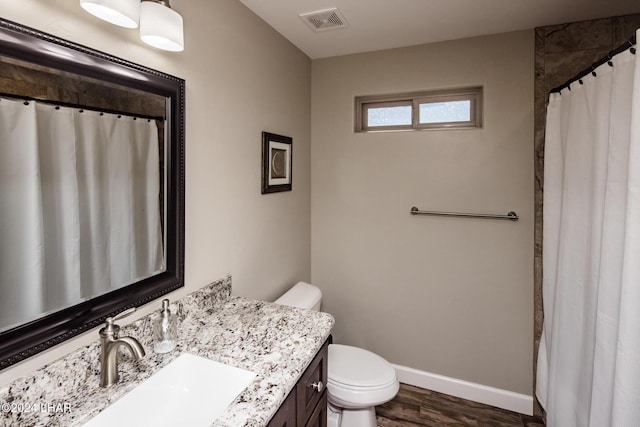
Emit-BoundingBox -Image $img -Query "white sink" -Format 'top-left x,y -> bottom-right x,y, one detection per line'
84,353 -> 256,427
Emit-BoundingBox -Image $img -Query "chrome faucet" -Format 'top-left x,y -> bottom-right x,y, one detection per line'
99,308 -> 146,387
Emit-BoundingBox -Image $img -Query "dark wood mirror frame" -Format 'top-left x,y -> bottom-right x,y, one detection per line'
0,18 -> 185,370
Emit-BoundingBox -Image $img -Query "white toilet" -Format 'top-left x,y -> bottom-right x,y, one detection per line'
275,282 -> 399,427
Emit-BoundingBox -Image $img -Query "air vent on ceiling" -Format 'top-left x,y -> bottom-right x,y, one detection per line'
300,8 -> 349,32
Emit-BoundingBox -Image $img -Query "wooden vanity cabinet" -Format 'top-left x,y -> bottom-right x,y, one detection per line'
268,391 -> 297,426
268,338 -> 329,427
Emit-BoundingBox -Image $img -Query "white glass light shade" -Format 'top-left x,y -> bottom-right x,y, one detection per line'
140,1 -> 184,52
79,0 -> 140,28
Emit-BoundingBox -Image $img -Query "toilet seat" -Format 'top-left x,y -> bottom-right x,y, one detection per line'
327,344 -> 399,408
329,344 -> 397,387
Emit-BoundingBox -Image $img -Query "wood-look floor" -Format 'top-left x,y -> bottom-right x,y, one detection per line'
375,384 -> 545,427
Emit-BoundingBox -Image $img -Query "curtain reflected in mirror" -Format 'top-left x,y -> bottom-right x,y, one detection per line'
0,17 -> 185,370
0,98 -> 166,333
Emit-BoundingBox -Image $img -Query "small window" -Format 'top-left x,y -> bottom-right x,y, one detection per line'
366,102 -> 412,128
419,100 -> 470,124
355,87 -> 482,132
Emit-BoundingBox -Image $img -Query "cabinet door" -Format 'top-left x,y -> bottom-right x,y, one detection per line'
268,389 -> 296,427
266,338 -> 330,427
304,392 -> 327,427
296,340 -> 329,426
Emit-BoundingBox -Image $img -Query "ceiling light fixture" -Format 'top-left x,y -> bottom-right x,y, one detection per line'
139,0 -> 184,52
79,0 -> 140,29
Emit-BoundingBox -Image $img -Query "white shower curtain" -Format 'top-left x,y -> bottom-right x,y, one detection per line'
537,31 -> 640,427
0,99 -> 164,330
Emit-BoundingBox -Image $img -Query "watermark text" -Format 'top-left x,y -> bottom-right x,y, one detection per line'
1,401 -> 71,414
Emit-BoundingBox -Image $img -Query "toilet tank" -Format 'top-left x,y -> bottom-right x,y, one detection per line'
274,282 -> 322,311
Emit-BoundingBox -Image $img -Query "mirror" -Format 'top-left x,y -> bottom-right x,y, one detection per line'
0,18 -> 185,370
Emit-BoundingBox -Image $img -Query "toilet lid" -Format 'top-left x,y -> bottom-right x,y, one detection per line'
328,344 -> 396,388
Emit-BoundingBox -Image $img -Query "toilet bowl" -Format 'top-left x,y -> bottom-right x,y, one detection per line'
275,282 -> 399,427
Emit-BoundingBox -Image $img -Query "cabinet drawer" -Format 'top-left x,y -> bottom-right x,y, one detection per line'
296,339 -> 329,426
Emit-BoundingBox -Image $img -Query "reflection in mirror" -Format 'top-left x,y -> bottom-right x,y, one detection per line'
1,57 -> 168,333
0,18 -> 185,369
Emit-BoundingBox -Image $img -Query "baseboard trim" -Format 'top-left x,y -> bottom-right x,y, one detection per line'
392,364 -> 533,416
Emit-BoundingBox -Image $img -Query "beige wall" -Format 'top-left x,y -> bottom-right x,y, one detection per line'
0,2 -> 535,397
0,0 -> 311,385
311,31 -> 534,394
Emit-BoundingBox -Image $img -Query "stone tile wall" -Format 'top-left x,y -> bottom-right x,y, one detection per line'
0,57 -> 165,117
533,13 -> 640,417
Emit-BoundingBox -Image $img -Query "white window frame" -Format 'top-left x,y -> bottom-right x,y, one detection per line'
355,87 -> 483,132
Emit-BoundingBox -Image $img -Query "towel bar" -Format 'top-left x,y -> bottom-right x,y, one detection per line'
410,206 -> 518,221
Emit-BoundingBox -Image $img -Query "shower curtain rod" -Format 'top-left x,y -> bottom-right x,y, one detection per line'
0,91 -> 165,122
550,34 -> 636,94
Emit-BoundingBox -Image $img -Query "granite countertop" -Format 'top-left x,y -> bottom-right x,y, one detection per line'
0,276 -> 334,427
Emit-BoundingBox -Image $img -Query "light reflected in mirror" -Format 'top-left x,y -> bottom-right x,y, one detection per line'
0,17 -> 185,369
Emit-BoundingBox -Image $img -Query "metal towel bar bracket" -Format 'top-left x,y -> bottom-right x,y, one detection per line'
410,207 -> 519,221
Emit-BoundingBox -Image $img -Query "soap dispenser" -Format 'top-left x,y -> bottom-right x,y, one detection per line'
153,299 -> 177,354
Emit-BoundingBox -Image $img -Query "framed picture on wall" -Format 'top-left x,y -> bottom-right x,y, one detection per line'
261,131 -> 292,194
